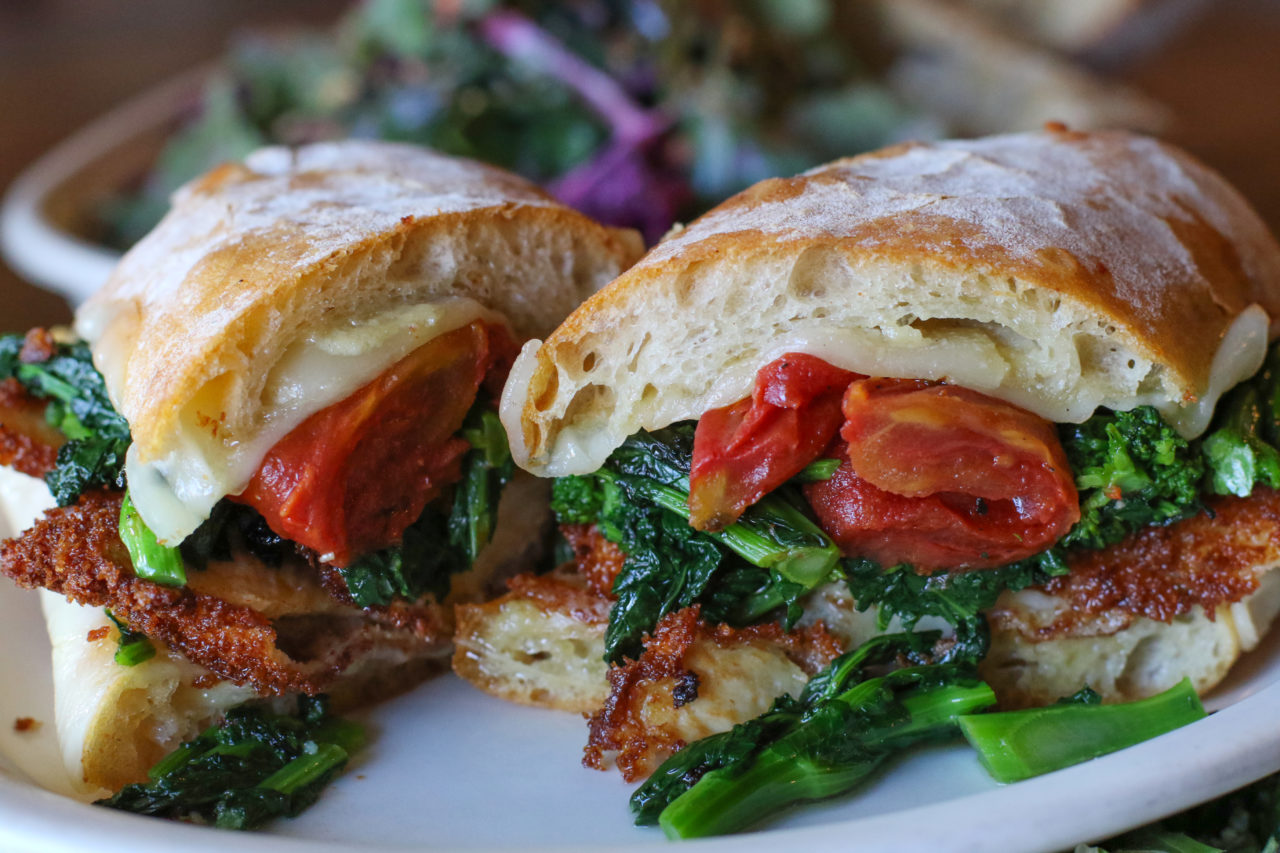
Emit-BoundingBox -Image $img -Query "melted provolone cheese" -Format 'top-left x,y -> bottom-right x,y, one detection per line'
130,297 -> 506,545
1153,304 -> 1270,438
510,306 -> 1272,478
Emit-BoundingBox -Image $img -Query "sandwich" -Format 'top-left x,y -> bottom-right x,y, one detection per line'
0,139 -> 642,795
455,125 -> 1280,782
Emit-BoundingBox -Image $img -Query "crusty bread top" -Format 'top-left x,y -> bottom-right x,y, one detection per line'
505,128 -> 1280,477
75,139 -> 642,481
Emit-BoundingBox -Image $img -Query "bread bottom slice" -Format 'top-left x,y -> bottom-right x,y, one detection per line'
41,592 -> 259,798
981,569 -> 1280,709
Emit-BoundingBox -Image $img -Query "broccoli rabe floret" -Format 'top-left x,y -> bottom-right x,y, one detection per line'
1059,406 -> 1205,551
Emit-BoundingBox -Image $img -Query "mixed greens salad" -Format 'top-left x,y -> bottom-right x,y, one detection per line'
102,0 -> 927,247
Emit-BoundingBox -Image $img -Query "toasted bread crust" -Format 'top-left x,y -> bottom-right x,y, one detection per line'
79,141 -> 643,472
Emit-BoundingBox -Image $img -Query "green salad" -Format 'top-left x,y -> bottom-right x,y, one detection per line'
102,0 -> 925,248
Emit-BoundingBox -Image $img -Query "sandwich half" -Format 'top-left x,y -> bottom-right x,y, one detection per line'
0,139 -> 642,794
456,126 -> 1280,778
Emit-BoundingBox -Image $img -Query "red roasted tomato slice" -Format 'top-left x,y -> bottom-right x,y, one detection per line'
236,321 -> 516,566
689,353 -> 859,531
805,378 -> 1079,571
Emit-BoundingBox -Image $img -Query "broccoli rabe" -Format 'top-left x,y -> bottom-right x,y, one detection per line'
1202,382 -> 1280,498
180,500 -> 294,570
960,678 -> 1205,783
448,403 -> 515,564
1059,406 -> 1205,551
0,333 -> 131,505
118,491 -> 188,587
552,424 -> 839,663
97,696 -> 363,830
105,609 -> 156,667
631,632 -> 995,838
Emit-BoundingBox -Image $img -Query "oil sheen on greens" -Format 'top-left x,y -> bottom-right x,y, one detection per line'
0,334 -> 130,506
97,697 -> 363,830
552,423 -> 839,664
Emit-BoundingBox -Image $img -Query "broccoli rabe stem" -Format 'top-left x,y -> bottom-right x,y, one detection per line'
601,469 -> 840,588
257,743 -> 349,795
639,633 -> 995,839
105,609 -> 156,666
959,678 -> 1205,783
448,408 -> 515,563
119,491 -> 187,587
658,749 -> 885,840
657,676 -> 995,839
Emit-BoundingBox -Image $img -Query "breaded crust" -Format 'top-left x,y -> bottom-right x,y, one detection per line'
506,128 -> 1280,476
0,490 -> 452,695
0,378 -> 60,478
981,489 -> 1280,707
990,488 -> 1280,640
584,606 -> 842,782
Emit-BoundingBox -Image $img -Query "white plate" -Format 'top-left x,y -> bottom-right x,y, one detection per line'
3,500 -> 1280,853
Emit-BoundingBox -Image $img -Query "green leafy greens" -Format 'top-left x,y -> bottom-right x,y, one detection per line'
180,500 -> 295,570
118,491 -> 188,587
97,696 -> 363,830
105,609 -> 156,667
960,678 -> 1206,783
630,632 -> 995,838
447,405 -> 515,565
1058,406 -> 1205,552
550,423 -> 839,663
0,334 -> 130,505
1202,344 -> 1280,497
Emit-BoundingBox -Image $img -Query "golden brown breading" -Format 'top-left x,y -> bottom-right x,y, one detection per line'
0,489 -> 452,698
560,523 -> 626,597
0,378 -> 61,478
584,606 -> 842,782
988,488 -> 1280,640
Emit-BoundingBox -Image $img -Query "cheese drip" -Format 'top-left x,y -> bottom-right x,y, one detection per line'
127,297 -> 504,545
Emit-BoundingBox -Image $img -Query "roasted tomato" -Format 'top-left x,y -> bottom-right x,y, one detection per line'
237,322 -> 516,566
805,378 -> 1079,571
689,354 -> 859,531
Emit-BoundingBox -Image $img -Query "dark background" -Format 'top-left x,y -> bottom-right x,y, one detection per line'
2,0 -> 1279,331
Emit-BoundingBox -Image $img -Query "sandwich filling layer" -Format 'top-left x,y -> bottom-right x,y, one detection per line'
126,297 -> 507,545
